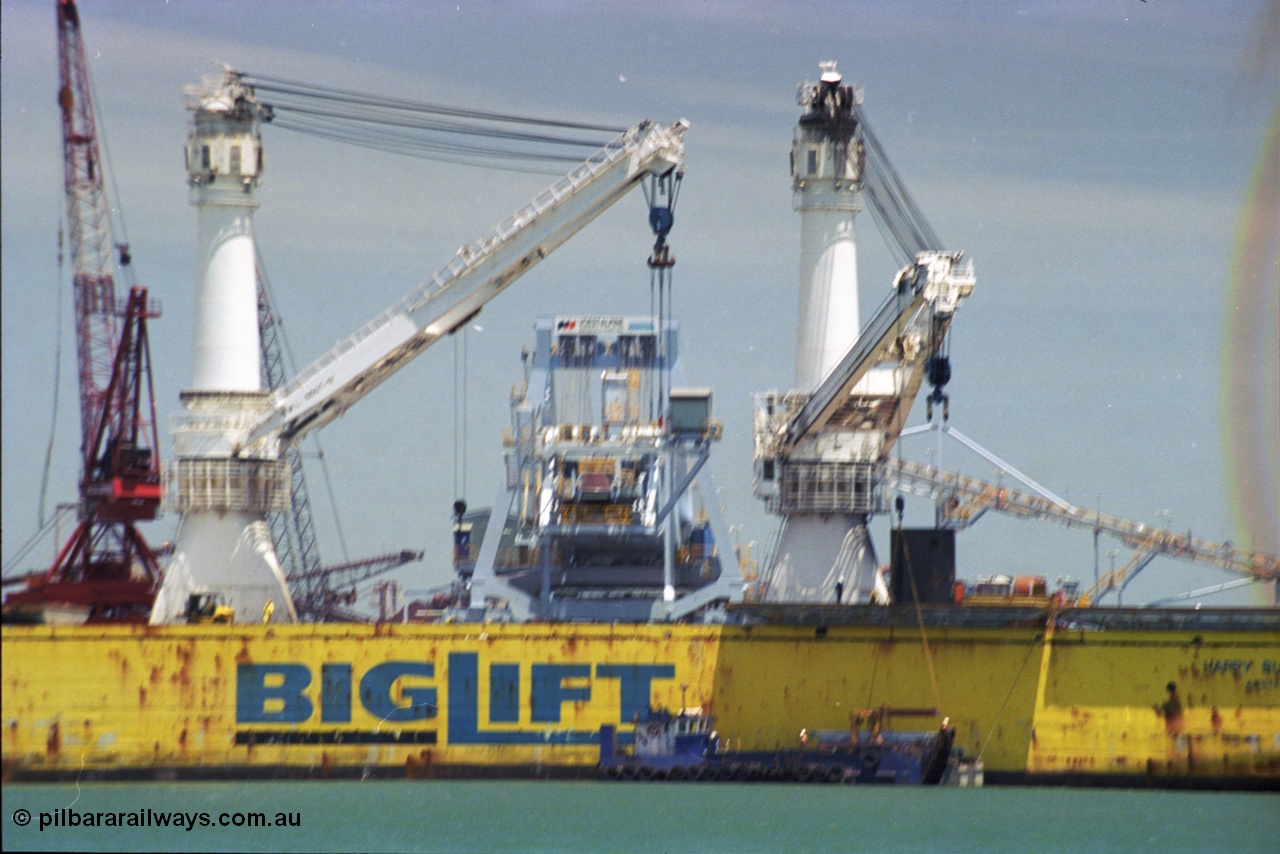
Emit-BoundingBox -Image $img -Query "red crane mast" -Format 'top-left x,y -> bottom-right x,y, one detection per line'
57,0 -> 120,452
4,1 -> 163,623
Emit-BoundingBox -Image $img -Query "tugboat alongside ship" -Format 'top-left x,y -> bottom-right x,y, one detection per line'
598,705 -> 966,786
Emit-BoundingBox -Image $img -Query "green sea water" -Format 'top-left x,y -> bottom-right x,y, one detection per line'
3,781 -> 1278,853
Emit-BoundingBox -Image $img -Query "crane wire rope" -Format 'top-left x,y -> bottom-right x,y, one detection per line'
453,325 -> 468,504
239,72 -> 627,174
265,103 -> 610,150
975,633 -> 1042,765
39,224 -> 66,530
853,104 -> 942,265
241,73 -> 626,132
650,266 -> 657,422
86,63 -> 135,288
267,116 -> 586,175
2,505 -> 77,579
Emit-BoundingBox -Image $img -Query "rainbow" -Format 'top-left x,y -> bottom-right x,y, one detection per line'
1222,101 -> 1280,605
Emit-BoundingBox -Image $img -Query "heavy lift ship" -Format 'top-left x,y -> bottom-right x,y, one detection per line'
3,41 -> 1278,788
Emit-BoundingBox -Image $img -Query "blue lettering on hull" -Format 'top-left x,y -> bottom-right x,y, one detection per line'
235,656 -> 675,746
449,653 -> 595,744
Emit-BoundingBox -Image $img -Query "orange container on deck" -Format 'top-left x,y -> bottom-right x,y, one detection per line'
1013,576 -> 1047,598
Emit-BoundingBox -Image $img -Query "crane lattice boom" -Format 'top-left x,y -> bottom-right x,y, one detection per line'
6,0 -> 167,623
58,0 -> 121,460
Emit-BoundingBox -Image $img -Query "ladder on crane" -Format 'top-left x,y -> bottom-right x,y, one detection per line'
259,262 -> 427,621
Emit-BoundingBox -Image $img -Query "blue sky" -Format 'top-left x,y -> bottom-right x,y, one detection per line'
3,0 -> 1276,607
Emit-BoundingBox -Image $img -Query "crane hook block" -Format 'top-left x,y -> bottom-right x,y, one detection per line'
925,355 -> 951,390
649,206 -> 674,238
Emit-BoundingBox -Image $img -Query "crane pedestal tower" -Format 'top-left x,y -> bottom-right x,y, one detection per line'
151,72 -> 295,624
759,63 -> 879,604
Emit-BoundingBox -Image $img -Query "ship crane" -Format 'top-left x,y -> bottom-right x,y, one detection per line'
235,82 -> 638,621
754,62 -> 975,604
288,550 -> 425,622
4,0 -> 164,623
239,116 -> 688,452
152,66 -> 689,622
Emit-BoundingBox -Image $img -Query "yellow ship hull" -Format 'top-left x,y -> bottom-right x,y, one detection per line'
3,609 -> 1277,788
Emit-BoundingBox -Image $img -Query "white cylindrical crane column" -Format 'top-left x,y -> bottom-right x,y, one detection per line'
792,62 -> 864,390
152,72 -> 295,625
184,76 -> 265,390
760,63 -> 878,605
192,198 -> 260,390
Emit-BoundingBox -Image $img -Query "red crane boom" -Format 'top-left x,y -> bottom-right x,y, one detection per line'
4,1 -> 163,623
57,0 -> 119,453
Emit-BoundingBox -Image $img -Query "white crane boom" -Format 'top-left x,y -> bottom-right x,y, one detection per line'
782,250 -> 974,451
239,120 -> 688,453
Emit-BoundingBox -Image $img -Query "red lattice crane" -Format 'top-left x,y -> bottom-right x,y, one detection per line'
3,1 -> 163,622
58,0 -> 119,450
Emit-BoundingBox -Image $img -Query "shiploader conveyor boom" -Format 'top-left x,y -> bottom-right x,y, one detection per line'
886,456 -> 1280,599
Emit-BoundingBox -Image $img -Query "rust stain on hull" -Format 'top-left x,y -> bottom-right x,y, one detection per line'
2,613 -> 1277,788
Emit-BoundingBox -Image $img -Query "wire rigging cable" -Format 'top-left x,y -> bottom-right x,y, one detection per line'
39,224 -> 66,530
239,72 -> 628,174
852,104 -> 942,266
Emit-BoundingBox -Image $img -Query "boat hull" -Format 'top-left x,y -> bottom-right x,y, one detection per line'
3,607 -> 1277,788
